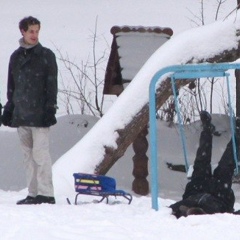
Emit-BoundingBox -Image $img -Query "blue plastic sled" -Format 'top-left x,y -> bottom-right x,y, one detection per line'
73,173 -> 133,204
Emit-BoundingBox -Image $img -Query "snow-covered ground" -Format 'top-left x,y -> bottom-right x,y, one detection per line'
0,1 -> 240,239
0,113 -> 240,240
1,189 -> 240,240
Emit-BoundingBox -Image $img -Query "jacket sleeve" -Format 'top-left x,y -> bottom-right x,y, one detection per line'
5,59 -> 15,112
45,50 -> 58,111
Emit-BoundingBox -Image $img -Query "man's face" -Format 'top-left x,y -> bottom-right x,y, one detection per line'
21,24 -> 40,45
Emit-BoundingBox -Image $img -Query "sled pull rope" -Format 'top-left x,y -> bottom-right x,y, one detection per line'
171,75 -> 189,172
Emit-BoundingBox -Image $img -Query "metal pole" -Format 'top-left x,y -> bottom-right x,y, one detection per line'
226,73 -> 239,174
171,75 -> 189,172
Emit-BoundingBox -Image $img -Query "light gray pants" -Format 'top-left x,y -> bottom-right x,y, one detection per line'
17,127 -> 54,197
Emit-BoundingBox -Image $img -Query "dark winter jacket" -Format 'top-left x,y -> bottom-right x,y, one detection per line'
4,43 -> 58,127
170,177 -> 235,218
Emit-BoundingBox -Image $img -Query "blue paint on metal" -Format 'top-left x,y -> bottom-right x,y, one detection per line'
171,75 -> 189,172
173,70 -> 226,79
226,74 -> 239,175
149,62 -> 240,211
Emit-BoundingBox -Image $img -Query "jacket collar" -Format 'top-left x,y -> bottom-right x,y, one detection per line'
17,43 -> 42,55
19,37 -> 38,49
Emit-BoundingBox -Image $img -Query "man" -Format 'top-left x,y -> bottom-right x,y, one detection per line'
2,16 -> 58,204
170,111 -> 238,218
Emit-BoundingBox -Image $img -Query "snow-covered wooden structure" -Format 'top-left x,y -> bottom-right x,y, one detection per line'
104,25 -> 173,96
103,26 -> 173,195
53,16 -> 240,198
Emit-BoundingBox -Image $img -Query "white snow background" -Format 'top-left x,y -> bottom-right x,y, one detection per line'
0,1 -> 240,239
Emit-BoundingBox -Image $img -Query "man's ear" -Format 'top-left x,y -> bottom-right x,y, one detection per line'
20,29 -> 25,36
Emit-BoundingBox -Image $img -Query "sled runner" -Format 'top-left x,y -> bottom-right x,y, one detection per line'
73,173 -> 132,205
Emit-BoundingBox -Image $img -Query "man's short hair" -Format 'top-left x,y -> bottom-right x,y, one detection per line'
19,16 -> 41,31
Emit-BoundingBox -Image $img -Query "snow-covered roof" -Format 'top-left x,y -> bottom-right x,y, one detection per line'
103,26 -> 173,95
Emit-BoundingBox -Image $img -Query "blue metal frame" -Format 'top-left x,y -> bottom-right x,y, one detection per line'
149,63 -> 240,211
171,75 -> 190,172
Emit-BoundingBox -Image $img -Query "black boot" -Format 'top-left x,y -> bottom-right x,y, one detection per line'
17,196 -> 36,205
200,111 -> 215,133
33,195 -> 55,204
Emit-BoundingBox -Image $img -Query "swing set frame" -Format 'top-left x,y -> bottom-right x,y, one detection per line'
149,62 -> 240,211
